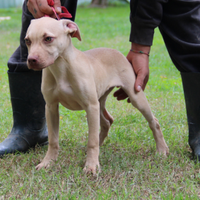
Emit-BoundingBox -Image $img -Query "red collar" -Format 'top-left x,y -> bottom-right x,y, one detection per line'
45,0 -> 72,20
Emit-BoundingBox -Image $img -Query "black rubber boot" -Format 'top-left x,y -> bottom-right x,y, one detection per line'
181,72 -> 200,160
0,70 -> 48,156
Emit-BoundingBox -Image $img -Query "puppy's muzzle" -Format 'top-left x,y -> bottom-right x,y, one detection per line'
27,56 -> 42,70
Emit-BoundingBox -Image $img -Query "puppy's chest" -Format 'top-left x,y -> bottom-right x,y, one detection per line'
55,82 -> 83,111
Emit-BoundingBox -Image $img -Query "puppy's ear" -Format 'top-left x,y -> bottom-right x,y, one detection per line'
62,19 -> 81,41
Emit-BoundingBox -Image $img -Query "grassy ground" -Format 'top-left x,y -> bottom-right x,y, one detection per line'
0,5 -> 200,199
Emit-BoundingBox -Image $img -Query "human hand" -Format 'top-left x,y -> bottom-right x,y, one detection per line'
114,43 -> 150,102
128,43 -> 150,92
27,0 -> 61,18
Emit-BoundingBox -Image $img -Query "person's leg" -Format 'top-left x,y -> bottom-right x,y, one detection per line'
61,0 -> 77,21
0,0 -> 78,156
159,1 -> 200,160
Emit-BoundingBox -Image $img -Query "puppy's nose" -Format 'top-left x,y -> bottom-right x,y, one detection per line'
28,56 -> 38,65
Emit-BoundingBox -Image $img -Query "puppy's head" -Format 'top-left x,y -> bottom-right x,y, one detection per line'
25,17 -> 81,71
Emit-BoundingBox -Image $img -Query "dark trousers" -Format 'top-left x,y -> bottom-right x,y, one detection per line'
159,1 -> 200,156
8,0 -> 78,72
159,0 -> 200,72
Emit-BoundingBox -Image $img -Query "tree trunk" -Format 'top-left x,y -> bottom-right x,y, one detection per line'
91,0 -> 107,7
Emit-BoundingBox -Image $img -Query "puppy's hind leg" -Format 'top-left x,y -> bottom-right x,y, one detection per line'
99,88 -> 114,146
123,87 -> 169,155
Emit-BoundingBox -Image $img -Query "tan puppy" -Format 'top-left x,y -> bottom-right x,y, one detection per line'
25,17 -> 169,174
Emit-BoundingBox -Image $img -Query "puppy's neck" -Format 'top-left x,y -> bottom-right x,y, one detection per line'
48,43 -> 82,80
60,41 -> 82,69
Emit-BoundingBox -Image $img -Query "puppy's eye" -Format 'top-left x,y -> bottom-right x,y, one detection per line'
44,37 -> 54,43
25,38 -> 31,46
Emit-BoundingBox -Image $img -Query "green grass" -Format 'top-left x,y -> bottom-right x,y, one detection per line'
0,5 -> 200,199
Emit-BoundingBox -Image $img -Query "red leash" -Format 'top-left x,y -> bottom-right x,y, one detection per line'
45,0 -> 72,20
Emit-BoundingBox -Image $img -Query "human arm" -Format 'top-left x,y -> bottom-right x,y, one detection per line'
114,0 -> 167,100
114,43 -> 150,101
115,34 -> 151,99
27,0 -> 61,18
130,0 -> 168,90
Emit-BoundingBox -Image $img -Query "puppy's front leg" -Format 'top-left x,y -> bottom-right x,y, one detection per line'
84,103 -> 100,174
36,103 -> 59,170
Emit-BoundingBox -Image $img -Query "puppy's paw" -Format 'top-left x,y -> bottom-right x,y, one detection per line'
156,144 -> 169,156
83,162 -> 101,175
35,159 -> 54,170
36,148 -> 59,170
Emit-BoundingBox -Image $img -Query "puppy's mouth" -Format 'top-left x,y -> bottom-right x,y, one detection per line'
27,60 -> 54,71
29,67 -> 44,71
27,63 -> 46,71
27,55 -> 53,70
